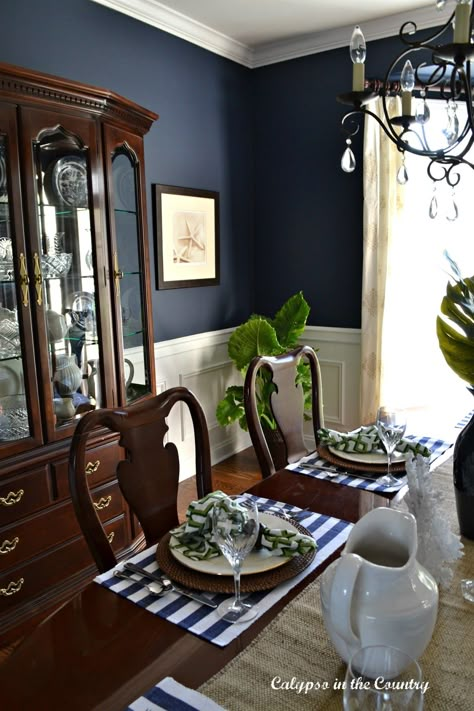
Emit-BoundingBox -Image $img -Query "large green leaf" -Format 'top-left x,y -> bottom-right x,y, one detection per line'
271,291 -> 310,349
437,255 -> 474,387
228,318 -> 282,371
217,291 -> 313,430
437,311 -> 474,385
215,386 -> 245,427
440,281 -> 474,338
296,361 -> 313,416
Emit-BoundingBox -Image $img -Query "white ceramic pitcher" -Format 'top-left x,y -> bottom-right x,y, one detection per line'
320,507 -> 438,664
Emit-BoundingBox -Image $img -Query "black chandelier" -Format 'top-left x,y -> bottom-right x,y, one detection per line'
338,0 -> 474,195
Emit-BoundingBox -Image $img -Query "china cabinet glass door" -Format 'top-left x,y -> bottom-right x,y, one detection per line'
0,134 -> 32,444
108,140 -> 153,405
30,121 -> 106,435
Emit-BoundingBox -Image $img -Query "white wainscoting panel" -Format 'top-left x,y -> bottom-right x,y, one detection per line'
303,326 -> 361,431
127,326 -> 362,482
153,329 -> 250,481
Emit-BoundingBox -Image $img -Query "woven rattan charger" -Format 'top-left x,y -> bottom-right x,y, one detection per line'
156,517 -> 316,594
316,444 -> 406,474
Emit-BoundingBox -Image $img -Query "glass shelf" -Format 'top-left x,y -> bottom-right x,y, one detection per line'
42,273 -> 94,282
114,208 -> 137,215
45,207 -> 90,217
64,335 -> 99,347
0,353 -> 21,363
123,329 -> 144,339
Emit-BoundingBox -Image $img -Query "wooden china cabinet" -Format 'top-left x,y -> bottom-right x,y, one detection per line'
0,62 -> 157,640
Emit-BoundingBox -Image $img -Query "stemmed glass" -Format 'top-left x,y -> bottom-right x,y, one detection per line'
212,495 -> 259,624
376,406 -> 407,486
343,645 -> 424,710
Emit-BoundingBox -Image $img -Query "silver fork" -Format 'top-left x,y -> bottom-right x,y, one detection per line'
113,569 -> 166,595
124,562 -> 173,591
298,462 -> 343,477
114,566 -> 218,608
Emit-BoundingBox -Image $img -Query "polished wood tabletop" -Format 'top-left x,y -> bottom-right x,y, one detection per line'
0,469 -> 395,711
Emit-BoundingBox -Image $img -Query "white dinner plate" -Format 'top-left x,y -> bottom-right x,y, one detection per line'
0,363 -> 21,397
328,445 -> 409,465
169,512 -> 298,576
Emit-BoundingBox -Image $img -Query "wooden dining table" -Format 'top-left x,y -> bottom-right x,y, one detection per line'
0,469 -> 399,711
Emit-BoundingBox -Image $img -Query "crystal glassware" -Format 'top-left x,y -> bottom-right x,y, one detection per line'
343,645 -> 424,710
376,406 -> 407,486
461,579 -> 474,603
41,252 -> 72,279
212,495 -> 259,624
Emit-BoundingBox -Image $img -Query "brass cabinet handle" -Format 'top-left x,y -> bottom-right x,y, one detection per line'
93,495 -> 112,511
33,252 -> 43,306
0,537 -> 19,554
85,460 -> 101,476
0,578 -> 24,597
113,251 -> 123,290
19,253 -> 29,307
107,531 -> 115,544
0,489 -> 24,507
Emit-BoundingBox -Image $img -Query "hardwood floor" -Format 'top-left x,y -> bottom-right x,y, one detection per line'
1,447 -> 262,664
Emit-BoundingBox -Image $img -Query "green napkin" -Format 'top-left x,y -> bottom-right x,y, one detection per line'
317,425 -> 431,457
170,491 -> 317,561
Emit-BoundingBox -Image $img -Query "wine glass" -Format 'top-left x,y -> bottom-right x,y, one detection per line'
343,645 -> 424,710
212,495 -> 259,624
376,406 -> 407,486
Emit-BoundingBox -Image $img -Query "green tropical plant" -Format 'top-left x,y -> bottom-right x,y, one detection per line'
216,291 -> 312,431
437,253 -> 474,386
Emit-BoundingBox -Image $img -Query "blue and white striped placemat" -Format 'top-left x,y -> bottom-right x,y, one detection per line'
456,410 -> 474,428
127,676 -> 225,711
95,496 -> 352,648
287,434 -> 454,493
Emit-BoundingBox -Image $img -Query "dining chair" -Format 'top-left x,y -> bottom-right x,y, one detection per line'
68,386 -> 212,573
244,345 -> 324,478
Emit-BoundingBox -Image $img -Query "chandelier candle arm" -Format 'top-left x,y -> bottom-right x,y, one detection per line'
454,0 -> 472,44
350,25 -> 366,91
401,60 -> 415,115
338,1 -> 474,198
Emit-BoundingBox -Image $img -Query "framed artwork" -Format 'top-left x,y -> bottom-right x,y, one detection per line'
153,184 -> 220,289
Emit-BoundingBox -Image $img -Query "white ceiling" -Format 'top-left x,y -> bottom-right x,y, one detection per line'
138,1 -> 436,46
92,0 -> 453,67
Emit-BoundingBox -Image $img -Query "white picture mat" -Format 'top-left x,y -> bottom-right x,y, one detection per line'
161,193 -> 216,283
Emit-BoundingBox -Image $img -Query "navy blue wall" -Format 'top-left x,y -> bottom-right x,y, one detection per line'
253,48 -> 363,328
252,32 -> 407,328
2,0 -> 407,335
1,0 -> 255,341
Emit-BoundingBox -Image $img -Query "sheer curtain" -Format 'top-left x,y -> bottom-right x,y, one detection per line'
360,97 -> 404,424
361,99 -> 474,430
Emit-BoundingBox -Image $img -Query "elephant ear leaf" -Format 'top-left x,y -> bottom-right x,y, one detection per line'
215,386 -> 245,428
228,318 -> 281,371
272,291 -> 310,349
438,267 -> 474,384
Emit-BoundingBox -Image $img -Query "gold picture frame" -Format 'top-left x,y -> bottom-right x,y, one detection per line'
153,184 -> 220,289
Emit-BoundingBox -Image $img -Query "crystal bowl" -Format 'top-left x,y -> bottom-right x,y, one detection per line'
0,316 -> 20,357
41,253 -> 72,279
0,394 -> 29,440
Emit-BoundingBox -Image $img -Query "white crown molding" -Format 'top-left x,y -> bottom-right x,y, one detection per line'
253,6 -> 452,67
91,0 -> 451,68
91,0 -> 255,67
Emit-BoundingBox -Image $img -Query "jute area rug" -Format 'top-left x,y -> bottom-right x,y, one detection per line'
200,458 -> 473,711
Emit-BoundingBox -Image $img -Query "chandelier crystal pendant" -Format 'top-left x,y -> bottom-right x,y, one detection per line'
338,0 -> 474,192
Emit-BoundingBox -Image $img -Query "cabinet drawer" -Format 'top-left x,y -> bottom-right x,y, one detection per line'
53,439 -> 124,499
0,467 -> 51,526
0,516 -> 128,613
0,481 -> 124,571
